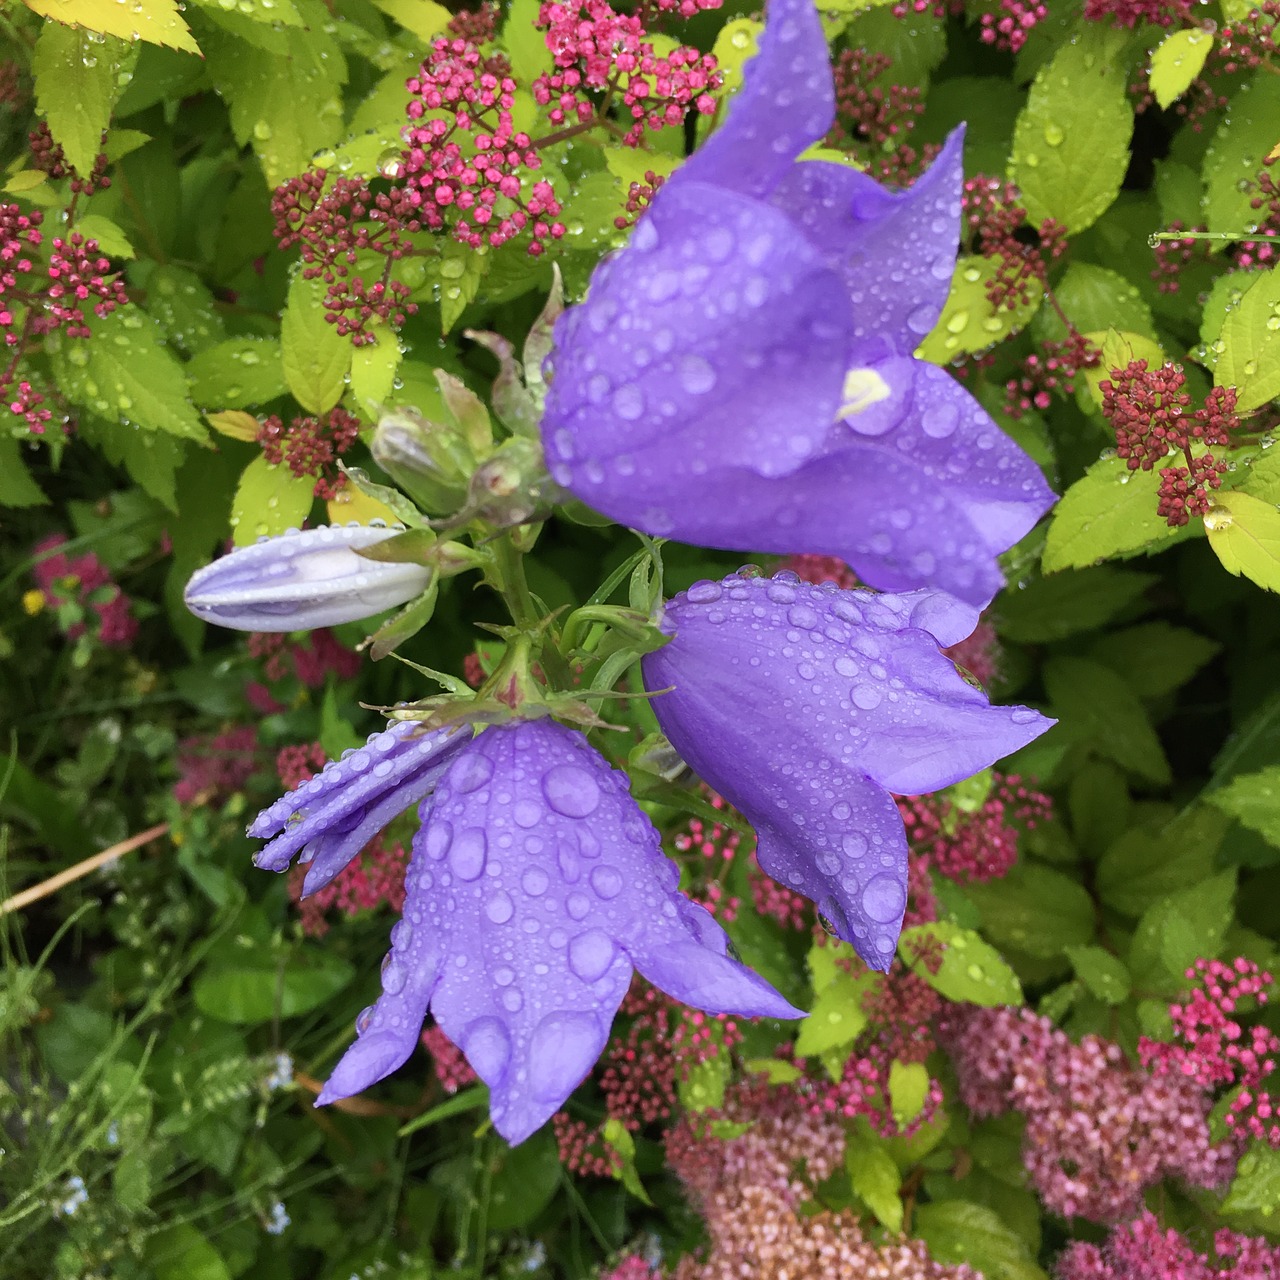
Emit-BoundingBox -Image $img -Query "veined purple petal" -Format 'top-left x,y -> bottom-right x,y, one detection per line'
250,720 -> 463,885
184,524 -> 431,632
642,572 -> 1054,968
316,721 -> 801,1144
674,0 -> 834,200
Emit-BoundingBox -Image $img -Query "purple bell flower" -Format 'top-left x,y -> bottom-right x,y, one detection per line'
251,718 -> 801,1144
540,0 -> 1054,608
641,571 -> 1054,970
184,524 -> 432,632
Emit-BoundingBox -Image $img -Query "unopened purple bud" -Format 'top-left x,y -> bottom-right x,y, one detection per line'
184,524 -> 433,632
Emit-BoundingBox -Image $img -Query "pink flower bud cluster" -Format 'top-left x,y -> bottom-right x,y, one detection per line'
291,833 -> 410,938
1099,361 -> 1240,527
553,978 -> 740,1176
1056,1210 -> 1280,1280
979,0 -> 1048,54
46,233 -> 129,339
600,1258 -> 659,1280
533,0 -> 721,147
174,726 -> 260,808
275,741 -> 329,792
29,123 -> 112,196
1151,222 -> 1209,294
671,792 -> 742,922
897,772 -> 1050,887
1215,2 -> 1280,74
1004,330 -> 1100,420
944,1005 -> 1237,1222
271,172 -> 421,347
421,1021 -> 479,1093
248,628 -> 362,688
402,37 -> 565,253
446,0 -> 501,45
30,533 -> 138,650
1,203 -> 42,347
614,169 -> 667,231
1082,0 -> 1193,26
827,49 -> 924,154
1139,957 -> 1280,1147
962,174 -> 1067,312
255,407 -> 362,500
664,1081 -> 978,1279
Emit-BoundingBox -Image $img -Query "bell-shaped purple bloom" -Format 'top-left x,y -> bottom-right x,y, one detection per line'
540,0 -> 1054,608
184,524 -> 432,632
641,572 -> 1054,970
253,719 -> 801,1143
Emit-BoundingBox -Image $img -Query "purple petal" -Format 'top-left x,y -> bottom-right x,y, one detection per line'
544,182 -> 851,488
316,720 -> 798,1144
184,524 -> 431,632
675,0 -> 834,200
642,573 -> 1054,966
767,130 -> 966,349
250,721 -> 462,879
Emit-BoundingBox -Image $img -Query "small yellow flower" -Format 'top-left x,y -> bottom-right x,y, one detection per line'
21,589 -> 45,616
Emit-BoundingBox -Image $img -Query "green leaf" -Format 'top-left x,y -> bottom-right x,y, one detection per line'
504,0 -> 554,84
900,922 -> 1023,1006
1096,806 -> 1227,916
1009,29 -> 1134,234
1042,456 -> 1181,572
281,273 -> 352,414
996,565 -> 1155,642
1223,1141 -> 1280,1214
1086,622 -> 1220,698
678,1049 -> 730,1113
888,1060 -> 930,1128
965,863 -> 1095,960
143,1225 -> 232,1280
1036,263 -> 1156,343
52,307 -> 206,440
1241,447 -> 1280,504
426,240 -> 491,334
193,948 -> 355,1022
350,324 -> 403,415
487,1131 -> 562,1231
1130,870 -> 1237,988
1214,265 -> 1280,412
0,438 -> 47,507
229,455 -> 315,546
27,0 -> 200,54
1149,29 -> 1213,110
75,213 -> 134,261
1064,945 -> 1131,1004
81,416 -> 186,510
846,1132 -> 904,1231
918,255 -> 1041,363
1206,490 -> 1280,592
914,1200 -> 1049,1280
794,966 -> 872,1057
602,1117 -> 652,1205
1203,72 -> 1280,236
200,6 -> 346,186
188,337 -> 288,408
366,0 -> 450,39
1043,656 -> 1171,784
188,0 -> 303,24
146,264 -> 226,356
1209,766 -> 1280,848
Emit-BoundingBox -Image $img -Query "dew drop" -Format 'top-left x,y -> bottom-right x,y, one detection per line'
448,827 -> 487,881
485,890 -> 515,924
568,929 -> 617,982
590,865 -> 623,900
862,874 -> 905,923
449,753 -> 493,794
542,764 -> 601,817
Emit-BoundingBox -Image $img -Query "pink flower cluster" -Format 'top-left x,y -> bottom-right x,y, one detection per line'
30,534 -> 138,649
29,122 -> 112,196
828,49 -> 924,154
1082,0 -> 1192,26
1056,1211 -> 1280,1280
1004,330 -> 1100,421
174,726 -> 260,807
1140,957 -> 1280,1147
898,772 -> 1050,886
534,0 -> 721,147
291,832 -> 410,939
403,37 -> 564,253
962,174 -> 1067,312
256,407 -> 362,499
979,0 -> 1049,54
247,629 -> 361,694
45,233 -> 129,340
421,1021 -> 478,1093
664,1081 -> 977,1279
944,1005 -> 1237,1221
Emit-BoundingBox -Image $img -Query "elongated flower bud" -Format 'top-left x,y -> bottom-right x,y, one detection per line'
184,524 -> 432,632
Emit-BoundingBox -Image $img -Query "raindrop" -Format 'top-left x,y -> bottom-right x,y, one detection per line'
542,764 -> 601,817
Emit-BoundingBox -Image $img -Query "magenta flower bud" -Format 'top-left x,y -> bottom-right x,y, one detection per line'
183,524 -> 433,633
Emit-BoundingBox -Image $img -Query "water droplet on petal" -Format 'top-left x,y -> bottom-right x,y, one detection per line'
862,874 -> 905,923
590,865 -> 623,900
449,828 -> 487,881
542,764 -> 601,817
568,929 -> 617,982
485,890 -> 515,924
449,754 -> 493,794
462,1016 -> 511,1084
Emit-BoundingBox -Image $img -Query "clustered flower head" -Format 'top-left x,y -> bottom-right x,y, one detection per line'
28,122 -> 112,196
1082,0 -> 1193,26
28,534 -> 138,650
542,0 -> 1055,607
248,627 -> 361,689
1139,956 -> 1280,1147
1151,222 -> 1210,295
534,0 -> 721,146
1099,360 -> 1240,527
979,0 -> 1049,53
174,726 -> 260,808
45,233 -> 129,339
827,48 -> 923,155
962,174 -> 1068,312
1004,329 -> 1100,420
664,1081 -> 978,1279
1056,1211 -> 1280,1280
402,37 -> 564,254
944,1004 -> 1237,1221
256,407 -> 362,499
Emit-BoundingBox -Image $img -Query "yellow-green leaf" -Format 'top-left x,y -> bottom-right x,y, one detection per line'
846,1134 -> 904,1231
367,0 -> 450,39
888,1060 -> 930,1129
1214,265 -> 1280,412
230,455 -> 315,546
350,324 -> 403,416
1205,489 -> 1280,592
919,255 -> 1041,363
75,213 -> 134,260
1149,29 -> 1212,111
281,274 -> 352,415
1203,72 -> 1280,236
25,0 -> 200,54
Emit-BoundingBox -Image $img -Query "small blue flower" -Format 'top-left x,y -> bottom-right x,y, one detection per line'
642,571 -> 1054,969
183,524 -> 431,632
541,0 -> 1053,608
251,718 -> 800,1144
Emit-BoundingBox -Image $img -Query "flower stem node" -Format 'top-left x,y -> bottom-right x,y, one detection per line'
183,524 -> 433,633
